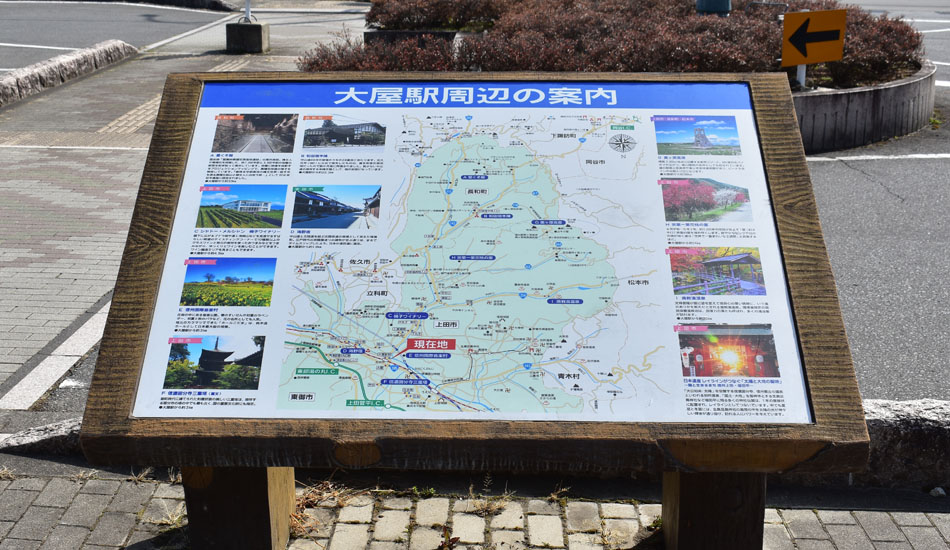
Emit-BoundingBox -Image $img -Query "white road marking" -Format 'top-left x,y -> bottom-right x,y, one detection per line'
934,61 -> 950,66
907,19 -> 950,24
141,13 -> 237,51
0,302 -> 110,411
921,28 -> 950,33
0,42 -> 78,51
937,81 -> 950,88
808,153 -> 950,162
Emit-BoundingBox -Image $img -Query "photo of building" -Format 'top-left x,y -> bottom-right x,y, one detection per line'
291,185 -> 382,229
669,247 -> 765,296
363,187 -> 381,219
195,185 -> 286,229
221,199 -> 271,213
302,120 -> 386,148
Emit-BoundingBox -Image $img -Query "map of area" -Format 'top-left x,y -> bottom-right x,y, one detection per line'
279,113 -> 672,420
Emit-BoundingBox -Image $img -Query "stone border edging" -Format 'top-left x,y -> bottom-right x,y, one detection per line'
793,60 -> 937,154
859,399 -> 949,490
2,400 -> 947,493
0,40 -> 139,109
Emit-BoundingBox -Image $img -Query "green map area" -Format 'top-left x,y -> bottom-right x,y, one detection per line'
280,135 -> 621,416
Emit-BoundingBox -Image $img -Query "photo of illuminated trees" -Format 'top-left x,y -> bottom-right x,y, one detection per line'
678,325 -> 779,378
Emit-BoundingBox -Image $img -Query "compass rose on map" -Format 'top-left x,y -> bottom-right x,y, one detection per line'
608,133 -> 636,153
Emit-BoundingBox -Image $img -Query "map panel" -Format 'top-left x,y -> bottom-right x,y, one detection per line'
131,81 -> 812,423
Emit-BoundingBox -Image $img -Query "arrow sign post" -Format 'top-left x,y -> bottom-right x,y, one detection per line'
789,18 -> 841,58
782,9 -> 847,70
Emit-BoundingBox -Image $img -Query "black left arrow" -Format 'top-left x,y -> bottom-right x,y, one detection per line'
788,17 -> 841,58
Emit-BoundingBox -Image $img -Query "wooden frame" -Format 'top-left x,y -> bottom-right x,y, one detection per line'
81,72 -> 868,476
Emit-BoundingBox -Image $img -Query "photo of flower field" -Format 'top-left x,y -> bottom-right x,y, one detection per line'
179,257 -> 276,307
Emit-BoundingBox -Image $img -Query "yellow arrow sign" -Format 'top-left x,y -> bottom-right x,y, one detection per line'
782,10 -> 847,67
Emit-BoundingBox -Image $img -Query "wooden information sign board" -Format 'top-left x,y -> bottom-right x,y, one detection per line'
81,73 -> 868,549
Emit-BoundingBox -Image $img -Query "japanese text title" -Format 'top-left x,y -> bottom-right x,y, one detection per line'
333,86 -> 619,106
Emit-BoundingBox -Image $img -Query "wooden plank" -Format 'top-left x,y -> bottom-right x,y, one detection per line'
181,466 -> 294,550
662,471 -> 767,549
80,72 -> 868,475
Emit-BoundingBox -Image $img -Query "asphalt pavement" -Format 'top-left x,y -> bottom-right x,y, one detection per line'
849,0 -> 950,85
0,2 -> 228,71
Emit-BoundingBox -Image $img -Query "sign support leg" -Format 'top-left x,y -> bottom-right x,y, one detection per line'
662,471 -> 766,550
796,64 -> 807,89
182,466 -> 295,549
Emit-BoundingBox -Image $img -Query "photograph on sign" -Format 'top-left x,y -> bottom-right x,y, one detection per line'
660,179 -> 752,223
196,184 -> 287,229
212,113 -> 298,153
653,115 -> 741,156
129,81 -> 813,424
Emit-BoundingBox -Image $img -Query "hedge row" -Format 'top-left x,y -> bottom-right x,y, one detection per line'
300,0 -> 923,88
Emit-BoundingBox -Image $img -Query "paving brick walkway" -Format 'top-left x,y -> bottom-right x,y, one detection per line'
0,471 -> 949,549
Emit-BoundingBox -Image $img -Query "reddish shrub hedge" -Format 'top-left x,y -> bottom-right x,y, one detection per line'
297,32 -> 457,72
299,0 -> 923,88
365,0 -> 506,31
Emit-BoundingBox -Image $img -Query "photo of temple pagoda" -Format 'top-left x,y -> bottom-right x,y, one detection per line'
163,335 -> 265,390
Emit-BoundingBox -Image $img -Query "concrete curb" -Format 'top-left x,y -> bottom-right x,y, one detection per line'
0,417 -> 81,455
2,400 -> 948,492
861,399 -> 950,490
0,40 -> 139,109
793,60 -> 937,154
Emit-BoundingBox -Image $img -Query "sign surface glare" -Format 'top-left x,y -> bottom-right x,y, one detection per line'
132,80 -> 812,424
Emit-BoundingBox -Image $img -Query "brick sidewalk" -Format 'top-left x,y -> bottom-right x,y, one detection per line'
1,471 -> 949,549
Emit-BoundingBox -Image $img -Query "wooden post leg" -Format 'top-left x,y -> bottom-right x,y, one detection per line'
662,471 -> 766,550
182,466 -> 295,550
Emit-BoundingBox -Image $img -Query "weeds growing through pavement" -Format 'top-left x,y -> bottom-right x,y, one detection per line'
0,466 -> 15,480
166,467 -> 182,485
128,467 -> 153,484
463,473 -> 515,517
71,470 -> 98,482
438,525 -> 460,549
291,478 -> 368,540
548,483 -> 570,506
150,501 -> 187,529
